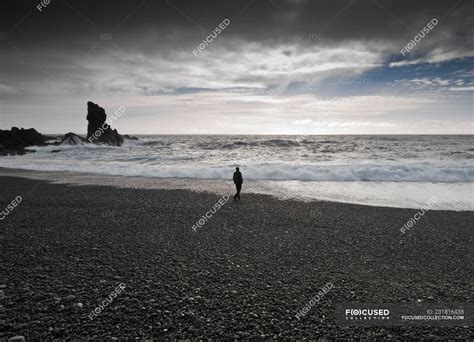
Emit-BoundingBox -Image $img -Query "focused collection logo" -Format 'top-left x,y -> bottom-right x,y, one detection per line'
337,303 -> 471,326
345,308 -> 390,320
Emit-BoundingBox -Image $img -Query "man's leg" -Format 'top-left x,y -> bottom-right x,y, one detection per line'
234,184 -> 238,201
237,184 -> 242,200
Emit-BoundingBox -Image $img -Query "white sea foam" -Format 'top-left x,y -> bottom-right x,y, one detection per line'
1,135 -> 472,209
1,157 -> 472,182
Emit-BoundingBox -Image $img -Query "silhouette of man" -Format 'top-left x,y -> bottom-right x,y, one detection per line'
233,167 -> 243,201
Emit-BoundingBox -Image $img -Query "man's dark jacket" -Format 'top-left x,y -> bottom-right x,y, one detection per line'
233,171 -> 243,185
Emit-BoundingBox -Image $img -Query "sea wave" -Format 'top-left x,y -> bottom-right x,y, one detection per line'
1,158 -> 472,183
140,140 -> 170,147
2,135 -> 472,183
220,139 -> 304,149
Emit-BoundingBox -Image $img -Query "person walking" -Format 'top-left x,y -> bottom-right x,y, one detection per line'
233,167 -> 243,201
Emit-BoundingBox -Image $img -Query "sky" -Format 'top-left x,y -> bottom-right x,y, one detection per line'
0,0 -> 473,134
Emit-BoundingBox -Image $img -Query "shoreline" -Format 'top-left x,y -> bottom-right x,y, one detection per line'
0,167 -> 472,211
1,175 -> 472,339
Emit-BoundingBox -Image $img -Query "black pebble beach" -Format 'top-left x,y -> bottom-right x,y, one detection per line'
1,176 -> 472,340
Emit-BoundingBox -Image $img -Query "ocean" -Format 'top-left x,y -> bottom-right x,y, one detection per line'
1,135 -> 473,210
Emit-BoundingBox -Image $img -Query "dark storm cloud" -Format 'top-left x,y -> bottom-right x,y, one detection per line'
1,0 -> 472,53
1,0 -> 472,95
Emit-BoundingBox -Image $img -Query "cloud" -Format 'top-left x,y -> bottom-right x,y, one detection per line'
393,77 -> 474,94
390,49 -> 474,67
0,84 -> 20,95
449,86 -> 474,92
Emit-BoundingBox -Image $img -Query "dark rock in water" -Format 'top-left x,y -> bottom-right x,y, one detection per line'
0,127 -> 47,155
1,102 -> 136,157
123,134 -> 139,141
0,127 -> 47,148
60,132 -> 88,145
86,101 -> 124,146
45,135 -> 64,145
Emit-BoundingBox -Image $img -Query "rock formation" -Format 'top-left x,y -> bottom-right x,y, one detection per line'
0,127 -> 47,155
86,101 -> 124,146
123,134 -> 139,141
1,102 -> 137,156
60,132 -> 88,145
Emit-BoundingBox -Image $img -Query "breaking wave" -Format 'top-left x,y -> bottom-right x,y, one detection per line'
1,135 -> 472,183
1,158 -> 472,183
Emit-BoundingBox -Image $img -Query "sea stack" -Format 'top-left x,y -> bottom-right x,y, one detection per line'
86,101 -> 124,146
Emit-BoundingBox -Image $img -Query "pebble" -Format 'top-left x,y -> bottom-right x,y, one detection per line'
63,295 -> 76,302
8,337 -> 26,342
